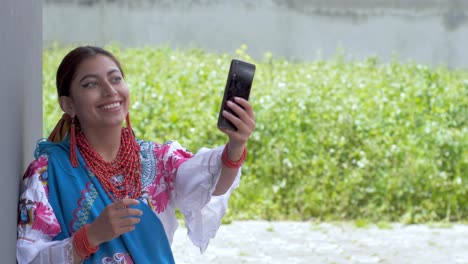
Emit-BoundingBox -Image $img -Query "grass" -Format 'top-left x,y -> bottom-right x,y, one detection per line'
43,44 -> 468,223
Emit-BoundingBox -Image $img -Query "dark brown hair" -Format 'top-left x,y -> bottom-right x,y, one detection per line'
56,46 -> 125,97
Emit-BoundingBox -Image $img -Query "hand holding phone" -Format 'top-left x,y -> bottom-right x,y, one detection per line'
217,59 -> 256,131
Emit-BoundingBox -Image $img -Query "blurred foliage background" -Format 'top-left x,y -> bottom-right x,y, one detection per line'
43,44 -> 467,223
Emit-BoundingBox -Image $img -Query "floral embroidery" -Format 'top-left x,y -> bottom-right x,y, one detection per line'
147,143 -> 193,213
23,156 -> 48,179
39,171 -> 49,198
71,182 -> 98,232
172,148 -> 193,168
18,199 -> 34,227
102,252 -> 134,264
138,140 -> 157,189
154,143 -> 171,160
164,147 -> 194,191
32,201 -> 61,237
146,143 -> 169,212
18,199 -> 60,238
147,181 -> 169,213
164,156 -> 176,190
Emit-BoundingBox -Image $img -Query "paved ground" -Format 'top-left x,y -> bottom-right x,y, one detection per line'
172,221 -> 468,264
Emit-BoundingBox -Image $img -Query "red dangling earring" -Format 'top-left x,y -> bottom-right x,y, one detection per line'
126,113 -> 135,140
70,116 -> 78,168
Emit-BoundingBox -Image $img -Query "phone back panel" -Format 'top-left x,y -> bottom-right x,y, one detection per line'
217,59 -> 256,131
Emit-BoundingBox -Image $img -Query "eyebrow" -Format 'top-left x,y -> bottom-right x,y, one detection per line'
79,69 -> 121,83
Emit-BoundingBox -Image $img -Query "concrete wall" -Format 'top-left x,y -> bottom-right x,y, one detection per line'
0,0 -> 42,262
43,0 -> 468,68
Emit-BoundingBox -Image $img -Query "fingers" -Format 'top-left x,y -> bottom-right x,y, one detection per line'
109,199 -> 143,217
117,198 -> 140,207
119,225 -> 136,233
222,110 -> 244,131
108,215 -> 140,231
221,97 -> 256,148
106,218 -> 139,239
109,204 -> 142,234
232,97 -> 255,119
219,127 -> 235,137
223,108 -> 252,129
115,207 -> 143,217
225,99 -> 254,122
90,199 -> 144,245
222,98 -> 255,135
119,216 -> 141,226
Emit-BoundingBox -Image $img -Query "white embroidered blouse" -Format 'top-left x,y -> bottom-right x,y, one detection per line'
17,140 -> 240,263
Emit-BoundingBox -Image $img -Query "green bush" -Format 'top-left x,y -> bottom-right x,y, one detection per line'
43,44 -> 467,223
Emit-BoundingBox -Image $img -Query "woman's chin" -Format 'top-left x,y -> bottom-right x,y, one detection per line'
96,117 -> 126,129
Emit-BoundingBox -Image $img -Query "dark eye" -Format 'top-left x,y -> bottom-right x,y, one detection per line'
111,76 -> 122,83
82,81 -> 98,88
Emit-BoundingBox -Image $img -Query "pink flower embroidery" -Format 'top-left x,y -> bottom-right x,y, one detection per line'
148,144 -> 193,213
102,252 -> 134,264
172,148 -> 193,169
154,144 -> 170,159
31,201 -> 61,237
164,148 -> 193,189
42,185 -> 49,199
156,159 -> 165,182
147,181 -> 169,213
23,156 -> 48,179
154,144 -> 170,182
39,172 -> 49,198
165,156 -> 176,183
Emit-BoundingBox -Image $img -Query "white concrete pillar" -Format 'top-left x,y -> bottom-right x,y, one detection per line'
0,0 -> 42,262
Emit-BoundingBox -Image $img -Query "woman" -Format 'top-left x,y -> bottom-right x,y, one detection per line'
17,46 -> 255,263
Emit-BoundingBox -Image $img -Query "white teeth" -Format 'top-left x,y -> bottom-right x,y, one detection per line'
102,102 -> 120,109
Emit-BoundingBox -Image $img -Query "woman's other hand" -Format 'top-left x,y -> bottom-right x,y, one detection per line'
87,198 -> 143,247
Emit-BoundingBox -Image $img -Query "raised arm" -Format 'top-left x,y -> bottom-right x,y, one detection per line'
215,97 -> 255,195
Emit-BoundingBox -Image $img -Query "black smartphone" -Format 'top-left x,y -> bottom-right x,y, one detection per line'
217,59 -> 256,131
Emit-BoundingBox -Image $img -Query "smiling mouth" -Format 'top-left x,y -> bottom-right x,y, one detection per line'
100,102 -> 121,109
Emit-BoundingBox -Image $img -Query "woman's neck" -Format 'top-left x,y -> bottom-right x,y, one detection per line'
81,125 -> 122,162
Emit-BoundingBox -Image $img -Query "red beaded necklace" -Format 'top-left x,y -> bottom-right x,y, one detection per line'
76,128 -> 142,201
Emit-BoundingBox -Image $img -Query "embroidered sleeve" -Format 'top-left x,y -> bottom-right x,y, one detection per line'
17,156 -> 75,264
145,141 -> 193,214
168,142 -> 241,253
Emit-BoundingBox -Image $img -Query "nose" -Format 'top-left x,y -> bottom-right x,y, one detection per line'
101,80 -> 118,96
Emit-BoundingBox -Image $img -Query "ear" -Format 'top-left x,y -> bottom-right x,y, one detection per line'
59,96 -> 76,117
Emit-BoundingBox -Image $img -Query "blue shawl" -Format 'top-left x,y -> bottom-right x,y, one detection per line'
36,138 -> 175,264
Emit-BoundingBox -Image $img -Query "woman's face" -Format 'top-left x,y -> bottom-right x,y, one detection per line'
62,54 -> 130,131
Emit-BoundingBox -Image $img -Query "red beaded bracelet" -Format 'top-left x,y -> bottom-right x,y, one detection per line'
72,224 -> 99,260
221,144 -> 247,169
